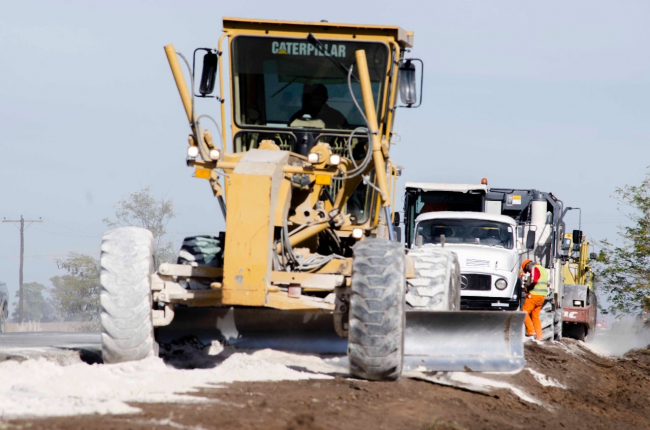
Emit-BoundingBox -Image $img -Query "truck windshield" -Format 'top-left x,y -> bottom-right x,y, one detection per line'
231,36 -> 389,131
417,219 -> 514,249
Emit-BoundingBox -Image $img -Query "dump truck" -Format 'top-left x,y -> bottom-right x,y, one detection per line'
560,231 -> 598,340
403,183 -> 525,311
402,182 -> 565,341
98,18 -> 525,380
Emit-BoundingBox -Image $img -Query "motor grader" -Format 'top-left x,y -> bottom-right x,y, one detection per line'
99,17 -> 525,380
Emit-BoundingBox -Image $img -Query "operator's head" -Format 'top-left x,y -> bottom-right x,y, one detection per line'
522,259 -> 534,273
304,84 -> 329,115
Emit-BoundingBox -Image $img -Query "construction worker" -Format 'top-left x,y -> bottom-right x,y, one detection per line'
521,259 -> 549,340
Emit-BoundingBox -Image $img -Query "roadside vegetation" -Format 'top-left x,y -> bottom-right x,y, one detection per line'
5,187 -> 176,327
595,170 -> 650,317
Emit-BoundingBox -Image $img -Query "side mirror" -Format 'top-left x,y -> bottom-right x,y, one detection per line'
561,238 -> 571,251
398,59 -> 423,108
526,231 -> 536,250
197,50 -> 218,96
589,252 -> 597,260
573,230 -> 583,245
392,212 -> 401,226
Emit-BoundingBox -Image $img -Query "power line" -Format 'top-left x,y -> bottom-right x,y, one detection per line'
2,215 -> 43,323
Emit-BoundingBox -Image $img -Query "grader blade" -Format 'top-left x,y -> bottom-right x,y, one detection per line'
403,311 -> 526,372
155,307 -> 348,354
156,307 -> 526,372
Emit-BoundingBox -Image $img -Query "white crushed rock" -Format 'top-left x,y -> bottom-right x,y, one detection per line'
444,372 -> 543,406
526,368 -> 567,389
0,349 -> 334,420
408,371 -> 543,407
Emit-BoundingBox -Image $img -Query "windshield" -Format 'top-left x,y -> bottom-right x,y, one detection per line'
232,36 -> 389,131
416,219 -> 514,249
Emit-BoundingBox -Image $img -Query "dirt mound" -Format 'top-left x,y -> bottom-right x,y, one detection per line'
7,338 -> 650,429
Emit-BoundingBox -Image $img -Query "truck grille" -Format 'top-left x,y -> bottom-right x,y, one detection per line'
460,274 -> 492,291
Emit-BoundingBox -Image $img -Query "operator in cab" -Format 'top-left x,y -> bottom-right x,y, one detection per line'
521,259 -> 549,340
289,84 -> 349,129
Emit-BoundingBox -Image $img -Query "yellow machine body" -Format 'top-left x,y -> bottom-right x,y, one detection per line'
562,233 -> 593,288
163,18 -> 411,312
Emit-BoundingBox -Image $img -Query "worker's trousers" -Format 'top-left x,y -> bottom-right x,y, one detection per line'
523,294 -> 546,340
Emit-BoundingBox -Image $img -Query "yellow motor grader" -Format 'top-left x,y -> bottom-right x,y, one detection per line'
99,17 -> 525,380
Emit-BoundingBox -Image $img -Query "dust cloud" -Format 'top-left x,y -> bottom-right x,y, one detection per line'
586,319 -> 650,356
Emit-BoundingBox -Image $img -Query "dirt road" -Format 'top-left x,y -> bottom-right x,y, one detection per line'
3,337 -> 650,430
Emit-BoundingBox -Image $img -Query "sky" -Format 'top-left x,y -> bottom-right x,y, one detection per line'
1,1 -> 648,316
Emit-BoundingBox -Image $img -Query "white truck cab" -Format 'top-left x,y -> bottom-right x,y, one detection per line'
413,211 -> 523,311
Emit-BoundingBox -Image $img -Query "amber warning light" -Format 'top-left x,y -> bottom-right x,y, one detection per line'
481,178 -> 488,185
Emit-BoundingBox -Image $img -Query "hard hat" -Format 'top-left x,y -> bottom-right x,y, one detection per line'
522,259 -> 533,271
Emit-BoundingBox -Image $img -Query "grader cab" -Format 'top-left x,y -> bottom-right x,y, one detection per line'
98,18 -> 525,380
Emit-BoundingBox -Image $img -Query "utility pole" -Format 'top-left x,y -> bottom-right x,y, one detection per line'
2,215 -> 43,323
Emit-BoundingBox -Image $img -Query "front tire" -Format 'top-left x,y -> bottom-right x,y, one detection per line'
348,239 -> 405,381
100,227 -> 157,364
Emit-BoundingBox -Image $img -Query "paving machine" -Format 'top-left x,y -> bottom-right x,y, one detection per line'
560,231 -> 598,340
98,18 -> 525,380
402,182 -> 565,341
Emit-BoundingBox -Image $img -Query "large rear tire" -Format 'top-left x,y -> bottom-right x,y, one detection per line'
348,239 -> 405,381
405,245 -> 461,311
100,227 -> 157,364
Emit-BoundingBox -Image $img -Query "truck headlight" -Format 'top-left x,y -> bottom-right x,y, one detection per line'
209,148 -> 221,161
573,300 -> 584,307
329,154 -> 341,166
495,278 -> 507,290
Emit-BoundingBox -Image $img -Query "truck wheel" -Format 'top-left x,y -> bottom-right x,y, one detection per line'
100,227 -> 157,364
177,235 -> 223,289
405,245 -> 460,311
348,239 -> 405,381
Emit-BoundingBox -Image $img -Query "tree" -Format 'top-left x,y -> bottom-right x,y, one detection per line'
595,172 -> 650,316
11,282 -> 55,322
50,253 -> 101,321
103,186 -> 177,265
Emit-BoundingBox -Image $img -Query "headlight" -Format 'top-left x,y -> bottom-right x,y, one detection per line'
495,278 -> 507,290
329,154 -> 341,166
209,148 -> 221,160
187,146 -> 199,158
573,300 -> 584,307
352,228 -> 364,239
308,153 -> 320,164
